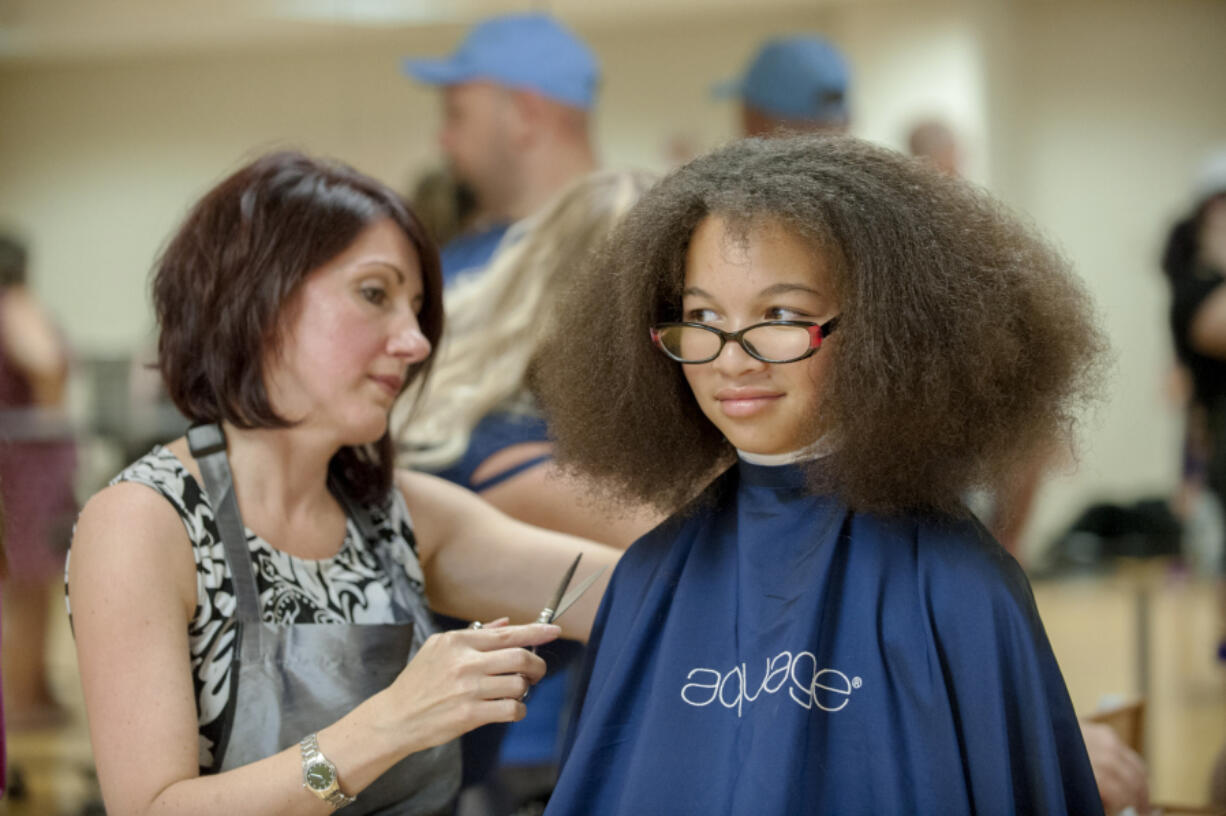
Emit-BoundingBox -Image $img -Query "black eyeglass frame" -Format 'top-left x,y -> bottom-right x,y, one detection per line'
649,316 -> 840,364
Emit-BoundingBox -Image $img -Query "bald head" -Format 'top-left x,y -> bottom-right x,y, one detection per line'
907,120 -> 960,176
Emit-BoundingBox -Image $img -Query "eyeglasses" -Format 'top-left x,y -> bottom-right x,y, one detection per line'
649,317 -> 839,364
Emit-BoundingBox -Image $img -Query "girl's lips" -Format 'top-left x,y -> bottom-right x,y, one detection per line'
716,392 -> 782,418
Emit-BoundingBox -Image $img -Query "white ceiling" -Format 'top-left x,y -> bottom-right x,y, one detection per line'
0,0 -> 849,61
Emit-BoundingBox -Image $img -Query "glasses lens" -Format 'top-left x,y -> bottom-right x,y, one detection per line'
741,323 -> 813,362
657,325 -> 722,362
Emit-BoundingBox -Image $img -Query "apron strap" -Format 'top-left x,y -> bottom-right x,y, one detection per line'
187,423 -> 262,624
329,478 -> 382,547
329,480 -> 418,623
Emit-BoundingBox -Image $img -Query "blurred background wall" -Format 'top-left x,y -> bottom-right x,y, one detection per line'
1,0 -> 1225,559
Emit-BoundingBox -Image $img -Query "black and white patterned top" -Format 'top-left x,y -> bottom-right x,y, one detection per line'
68,445 -> 428,773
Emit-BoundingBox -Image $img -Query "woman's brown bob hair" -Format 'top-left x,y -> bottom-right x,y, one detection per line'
534,134 -> 1107,517
153,150 -> 443,505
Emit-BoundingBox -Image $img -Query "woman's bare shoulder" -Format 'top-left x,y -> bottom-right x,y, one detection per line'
71,479 -> 197,619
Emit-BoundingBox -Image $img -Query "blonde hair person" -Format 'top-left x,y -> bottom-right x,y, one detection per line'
396,168 -> 661,814
401,169 -> 660,534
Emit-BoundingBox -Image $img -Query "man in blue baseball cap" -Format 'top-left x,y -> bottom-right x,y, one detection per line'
715,35 -> 851,137
404,12 -> 600,285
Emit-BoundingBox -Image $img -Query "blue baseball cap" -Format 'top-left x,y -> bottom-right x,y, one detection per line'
714,35 -> 850,123
402,13 -> 599,111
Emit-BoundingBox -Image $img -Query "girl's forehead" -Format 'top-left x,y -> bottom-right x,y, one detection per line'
682,214 -> 831,293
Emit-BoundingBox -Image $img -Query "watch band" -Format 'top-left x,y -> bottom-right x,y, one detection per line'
324,788 -> 357,809
300,733 -> 357,810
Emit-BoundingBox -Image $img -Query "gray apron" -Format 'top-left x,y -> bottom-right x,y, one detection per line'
187,424 -> 461,815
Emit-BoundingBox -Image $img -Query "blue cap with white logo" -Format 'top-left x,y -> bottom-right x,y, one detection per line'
402,12 -> 600,111
714,35 -> 850,124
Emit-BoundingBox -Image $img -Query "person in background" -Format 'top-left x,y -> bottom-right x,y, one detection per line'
400,169 -> 663,814
1165,147 -> 1226,539
66,151 -> 617,816
715,35 -> 851,137
403,12 -> 600,286
403,168 -> 660,546
409,166 -> 479,251
1,490 -> 8,798
906,118 -> 961,176
0,233 -> 76,733
535,134 -> 1106,815
1162,145 -> 1226,810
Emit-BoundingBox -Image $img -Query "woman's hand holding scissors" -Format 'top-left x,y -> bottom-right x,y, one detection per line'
469,553 -> 606,699
356,619 -> 561,759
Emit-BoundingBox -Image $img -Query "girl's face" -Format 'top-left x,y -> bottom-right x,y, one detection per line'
679,215 -> 838,456
265,217 -> 431,446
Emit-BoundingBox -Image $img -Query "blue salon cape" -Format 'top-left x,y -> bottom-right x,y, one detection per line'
545,460 -> 1102,816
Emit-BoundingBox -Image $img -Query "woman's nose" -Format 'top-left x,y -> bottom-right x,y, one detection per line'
389,314 -> 432,363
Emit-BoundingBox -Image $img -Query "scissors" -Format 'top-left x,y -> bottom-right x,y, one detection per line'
470,552 -> 606,699
470,552 -> 605,632
536,553 -> 605,626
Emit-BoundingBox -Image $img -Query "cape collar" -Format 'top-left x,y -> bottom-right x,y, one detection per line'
736,437 -> 831,467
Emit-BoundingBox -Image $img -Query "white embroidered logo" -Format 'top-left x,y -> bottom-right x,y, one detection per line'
680,649 -> 861,717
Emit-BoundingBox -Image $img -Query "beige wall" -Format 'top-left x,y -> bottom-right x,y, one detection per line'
3,0 -> 1226,557
0,8 -> 830,353
988,0 -> 1226,553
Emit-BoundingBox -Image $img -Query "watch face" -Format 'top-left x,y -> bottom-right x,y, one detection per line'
305,761 -> 335,791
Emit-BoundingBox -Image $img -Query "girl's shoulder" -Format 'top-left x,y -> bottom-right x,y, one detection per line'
613,466 -> 738,569
914,513 -> 1027,584
855,508 -> 1031,599
899,513 -> 1045,639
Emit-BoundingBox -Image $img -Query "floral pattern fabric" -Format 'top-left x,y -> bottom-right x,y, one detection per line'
72,446 -> 425,772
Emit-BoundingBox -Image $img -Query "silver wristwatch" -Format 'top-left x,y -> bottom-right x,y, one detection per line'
300,733 -> 357,810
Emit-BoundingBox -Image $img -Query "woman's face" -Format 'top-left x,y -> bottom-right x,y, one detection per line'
265,217 -> 431,446
679,215 -> 838,456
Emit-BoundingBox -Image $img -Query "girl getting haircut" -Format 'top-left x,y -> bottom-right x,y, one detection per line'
536,134 -> 1106,517
536,135 -> 1107,816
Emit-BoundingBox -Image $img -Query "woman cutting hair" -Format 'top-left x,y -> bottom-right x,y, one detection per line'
67,151 -> 615,816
